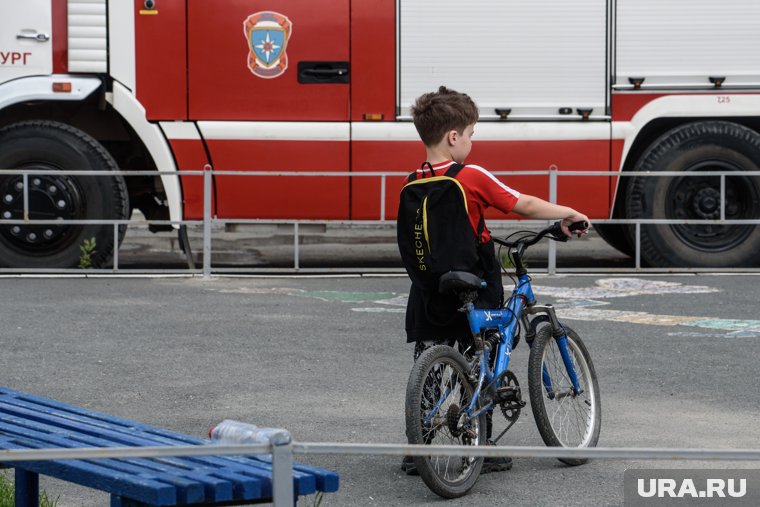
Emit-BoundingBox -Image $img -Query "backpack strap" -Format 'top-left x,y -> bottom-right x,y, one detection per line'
443,162 -> 464,178
444,163 -> 486,243
408,161 -> 436,182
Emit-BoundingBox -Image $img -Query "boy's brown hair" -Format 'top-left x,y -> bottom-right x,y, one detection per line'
410,86 -> 479,147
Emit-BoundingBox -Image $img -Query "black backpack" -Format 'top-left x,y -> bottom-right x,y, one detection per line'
396,162 -> 484,293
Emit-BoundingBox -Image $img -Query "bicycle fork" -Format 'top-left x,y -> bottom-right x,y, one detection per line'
526,304 -> 582,398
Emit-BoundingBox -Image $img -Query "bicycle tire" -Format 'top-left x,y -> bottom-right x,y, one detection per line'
527,325 -> 601,465
526,315 -> 550,345
405,345 -> 486,498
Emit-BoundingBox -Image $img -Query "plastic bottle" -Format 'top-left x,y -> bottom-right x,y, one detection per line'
209,419 -> 291,446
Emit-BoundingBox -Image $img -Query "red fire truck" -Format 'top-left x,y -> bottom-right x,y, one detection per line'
1,0 -> 759,268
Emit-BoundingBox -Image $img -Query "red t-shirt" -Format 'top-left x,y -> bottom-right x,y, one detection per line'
407,160 -> 520,243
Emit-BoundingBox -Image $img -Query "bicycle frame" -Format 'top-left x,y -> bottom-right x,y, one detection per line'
462,273 -> 582,422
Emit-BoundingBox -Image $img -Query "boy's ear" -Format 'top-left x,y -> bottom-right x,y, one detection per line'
446,129 -> 458,146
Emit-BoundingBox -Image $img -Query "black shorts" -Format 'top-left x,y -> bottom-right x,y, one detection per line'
404,241 -> 504,343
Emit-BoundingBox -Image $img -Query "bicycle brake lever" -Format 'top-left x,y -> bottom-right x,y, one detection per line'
550,221 -> 568,242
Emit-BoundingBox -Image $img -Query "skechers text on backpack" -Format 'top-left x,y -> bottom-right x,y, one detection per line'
396,162 -> 484,292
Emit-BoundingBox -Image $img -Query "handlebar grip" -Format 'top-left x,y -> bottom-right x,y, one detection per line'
569,220 -> 589,232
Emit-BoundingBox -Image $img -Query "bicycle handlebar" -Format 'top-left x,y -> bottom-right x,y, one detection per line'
493,220 -> 589,250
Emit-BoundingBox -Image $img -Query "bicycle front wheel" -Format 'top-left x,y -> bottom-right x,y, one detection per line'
528,325 -> 601,465
405,345 -> 486,498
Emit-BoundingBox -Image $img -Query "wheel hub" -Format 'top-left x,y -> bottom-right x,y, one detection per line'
0,172 -> 84,252
667,160 -> 760,252
446,404 -> 462,437
692,187 -> 720,219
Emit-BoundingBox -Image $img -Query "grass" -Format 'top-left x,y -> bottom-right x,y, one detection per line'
0,471 -> 59,507
78,236 -> 97,269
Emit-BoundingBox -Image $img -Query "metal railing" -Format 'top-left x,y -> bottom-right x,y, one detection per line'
3,439 -> 760,506
2,167 -> 760,275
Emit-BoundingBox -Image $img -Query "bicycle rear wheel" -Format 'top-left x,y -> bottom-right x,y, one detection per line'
527,325 -> 601,465
405,345 -> 486,498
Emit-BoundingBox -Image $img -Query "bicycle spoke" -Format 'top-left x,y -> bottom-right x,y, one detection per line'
539,336 -> 595,447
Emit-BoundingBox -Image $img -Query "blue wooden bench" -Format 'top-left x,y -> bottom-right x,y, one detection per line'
0,387 -> 339,506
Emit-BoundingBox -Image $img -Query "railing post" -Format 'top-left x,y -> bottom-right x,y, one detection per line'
22,172 -> 29,222
113,223 -> 119,271
720,174 -> 726,221
203,165 -> 212,279
380,174 -> 387,221
271,441 -> 295,506
293,223 -> 300,270
635,222 -> 641,271
548,166 -> 557,275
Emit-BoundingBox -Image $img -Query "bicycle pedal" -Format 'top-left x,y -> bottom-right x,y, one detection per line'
495,386 -> 522,403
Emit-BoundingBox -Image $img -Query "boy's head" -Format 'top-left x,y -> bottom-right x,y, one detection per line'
411,86 -> 479,147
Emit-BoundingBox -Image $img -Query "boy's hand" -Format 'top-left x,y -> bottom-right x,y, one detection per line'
561,213 -> 590,238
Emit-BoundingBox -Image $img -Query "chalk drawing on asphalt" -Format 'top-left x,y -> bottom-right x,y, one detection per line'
213,279 -> 759,337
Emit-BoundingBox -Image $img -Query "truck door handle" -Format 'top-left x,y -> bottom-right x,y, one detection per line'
303,68 -> 348,77
17,31 -> 50,42
298,61 -> 350,84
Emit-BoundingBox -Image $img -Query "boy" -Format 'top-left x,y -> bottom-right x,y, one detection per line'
400,86 -> 589,474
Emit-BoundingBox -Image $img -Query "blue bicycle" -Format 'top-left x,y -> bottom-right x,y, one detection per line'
405,221 -> 601,498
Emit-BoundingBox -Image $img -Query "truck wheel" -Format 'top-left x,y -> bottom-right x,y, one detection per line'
0,121 -> 129,268
594,223 -> 634,258
625,121 -> 760,267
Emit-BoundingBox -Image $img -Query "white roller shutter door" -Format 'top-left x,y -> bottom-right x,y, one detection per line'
615,0 -> 760,88
399,0 -> 608,120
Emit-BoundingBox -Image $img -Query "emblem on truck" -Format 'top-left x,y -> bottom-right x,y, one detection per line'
243,11 -> 293,79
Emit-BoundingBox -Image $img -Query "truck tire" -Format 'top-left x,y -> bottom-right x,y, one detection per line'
594,223 -> 634,258
0,121 -> 129,268
625,121 -> 760,267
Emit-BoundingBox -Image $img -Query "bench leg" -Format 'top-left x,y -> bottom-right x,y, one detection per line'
111,495 -> 146,507
14,469 -> 39,507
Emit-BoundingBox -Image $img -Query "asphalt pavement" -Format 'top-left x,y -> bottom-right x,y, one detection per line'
2,274 -> 760,506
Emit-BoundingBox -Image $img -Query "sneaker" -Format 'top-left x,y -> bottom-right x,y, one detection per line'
401,455 -> 419,476
481,455 -> 513,474
481,440 -> 513,474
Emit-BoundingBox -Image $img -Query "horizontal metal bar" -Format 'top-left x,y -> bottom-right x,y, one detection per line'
4,267 -> 760,276
0,270 -> 203,276
588,219 -> 760,225
0,169 -> 200,177
534,267 -> 760,274
209,267 -> 405,275
4,218 -> 759,226
0,444 -> 270,462
3,168 -> 760,178
2,442 -> 760,463
294,443 -> 760,461
0,220 -> 201,225
549,170 -> 760,177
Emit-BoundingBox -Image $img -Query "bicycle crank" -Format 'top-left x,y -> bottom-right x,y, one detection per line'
492,371 -> 526,444
497,370 -> 525,421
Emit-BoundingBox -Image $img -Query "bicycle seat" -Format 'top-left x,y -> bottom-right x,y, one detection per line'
439,271 -> 486,293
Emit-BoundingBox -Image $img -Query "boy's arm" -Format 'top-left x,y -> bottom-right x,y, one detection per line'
512,194 -> 590,237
